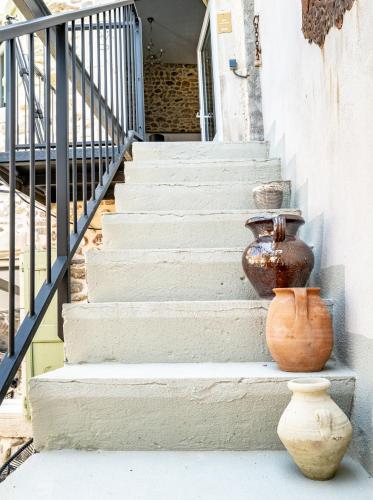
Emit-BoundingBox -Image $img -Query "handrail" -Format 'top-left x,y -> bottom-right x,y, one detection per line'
0,1 -> 138,42
0,0 -> 145,404
0,2 -> 143,146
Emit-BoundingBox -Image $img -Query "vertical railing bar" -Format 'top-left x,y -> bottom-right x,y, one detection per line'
134,17 -> 144,137
131,9 -> 135,131
113,9 -> 120,151
96,13 -> 103,186
16,67 -> 19,147
71,20 -> 78,233
45,28 -> 52,284
24,40 -> 28,147
81,17 -> 87,215
56,22 -> 70,341
108,9 -> 115,163
6,38 -> 16,357
103,11 -> 109,174
89,16 -> 95,200
125,7 -> 132,131
51,85 -> 54,143
29,33 -> 35,317
119,7 -> 126,140
0,50 -> 3,109
130,10 -> 136,131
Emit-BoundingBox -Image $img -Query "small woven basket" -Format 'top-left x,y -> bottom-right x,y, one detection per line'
253,181 -> 288,209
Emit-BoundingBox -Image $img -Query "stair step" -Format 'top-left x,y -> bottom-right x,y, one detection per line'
2,451 -> 371,500
114,182 -> 291,212
63,300 -> 272,364
30,362 -> 355,451
86,248 -> 254,303
125,158 -> 281,183
102,209 -> 300,249
132,141 -> 270,161
63,299 -> 334,364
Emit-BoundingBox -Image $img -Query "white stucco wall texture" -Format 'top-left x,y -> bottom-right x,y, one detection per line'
254,0 -> 373,473
199,0 -> 264,141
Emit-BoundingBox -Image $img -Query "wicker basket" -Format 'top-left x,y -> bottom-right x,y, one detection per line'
253,181 -> 289,209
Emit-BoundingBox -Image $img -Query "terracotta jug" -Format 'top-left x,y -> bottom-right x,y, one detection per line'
278,378 -> 352,480
242,214 -> 314,299
266,288 -> 333,372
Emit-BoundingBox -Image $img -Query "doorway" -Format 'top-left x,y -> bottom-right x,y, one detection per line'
198,21 -> 216,141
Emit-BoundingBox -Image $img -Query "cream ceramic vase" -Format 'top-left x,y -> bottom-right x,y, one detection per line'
277,378 -> 352,481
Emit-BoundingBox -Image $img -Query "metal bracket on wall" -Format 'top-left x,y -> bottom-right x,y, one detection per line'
229,59 -> 249,79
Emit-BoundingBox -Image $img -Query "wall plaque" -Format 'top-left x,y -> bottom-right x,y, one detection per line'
302,0 -> 356,47
217,11 -> 232,34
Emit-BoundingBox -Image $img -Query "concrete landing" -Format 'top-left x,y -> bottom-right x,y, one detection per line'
1,451 -> 371,499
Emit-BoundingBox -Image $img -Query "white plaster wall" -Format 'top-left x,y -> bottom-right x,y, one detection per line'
255,0 -> 373,473
198,0 -> 251,142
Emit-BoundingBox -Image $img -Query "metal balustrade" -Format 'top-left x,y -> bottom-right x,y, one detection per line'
0,0 -> 145,404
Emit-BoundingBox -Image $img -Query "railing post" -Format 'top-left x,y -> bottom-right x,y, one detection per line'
134,17 -> 145,138
6,38 -> 16,356
55,23 -> 70,340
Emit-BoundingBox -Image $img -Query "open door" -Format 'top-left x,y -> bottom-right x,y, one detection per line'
198,21 -> 216,141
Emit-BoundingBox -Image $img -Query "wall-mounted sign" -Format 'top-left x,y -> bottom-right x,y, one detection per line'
217,11 -> 232,34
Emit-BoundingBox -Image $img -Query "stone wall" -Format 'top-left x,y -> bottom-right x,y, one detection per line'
144,63 -> 200,134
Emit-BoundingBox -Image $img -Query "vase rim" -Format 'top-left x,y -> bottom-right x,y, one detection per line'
288,378 -> 331,393
273,287 -> 321,293
245,214 -> 305,227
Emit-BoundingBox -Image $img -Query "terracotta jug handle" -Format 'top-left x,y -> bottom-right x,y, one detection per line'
315,409 -> 333,440
273,215 -> 286,242
293,288 -> 309,327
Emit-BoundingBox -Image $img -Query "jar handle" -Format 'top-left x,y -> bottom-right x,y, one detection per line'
273,215 -> 286,242
315,409 -> 333,440
292,288 -> 311,339
293,288 -> 308,321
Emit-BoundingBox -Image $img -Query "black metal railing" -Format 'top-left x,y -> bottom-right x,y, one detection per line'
0,439 -> 34,483
0,0 -> 144,404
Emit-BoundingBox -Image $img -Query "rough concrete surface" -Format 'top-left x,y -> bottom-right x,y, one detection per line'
63,300 -> 273,364
124,158 -> 281,183
86,248 -> 256,303
30,362 -> 355,451
102,209 -> 300,250
132,141 -> 269,161
114,181 -> 291,212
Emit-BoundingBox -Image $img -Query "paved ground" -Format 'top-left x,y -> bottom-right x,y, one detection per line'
1,450 -> 371,499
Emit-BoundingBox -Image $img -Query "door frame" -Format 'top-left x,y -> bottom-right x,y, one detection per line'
197,3 -> 222,142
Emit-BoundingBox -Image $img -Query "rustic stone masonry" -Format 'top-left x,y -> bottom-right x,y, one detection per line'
144,63 -> 200,134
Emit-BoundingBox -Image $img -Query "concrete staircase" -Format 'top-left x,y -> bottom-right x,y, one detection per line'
1,142 -> 370,498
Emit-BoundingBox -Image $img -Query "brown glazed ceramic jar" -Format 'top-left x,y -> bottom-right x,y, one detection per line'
266,288 -> 333,372
242,214 -> 314,298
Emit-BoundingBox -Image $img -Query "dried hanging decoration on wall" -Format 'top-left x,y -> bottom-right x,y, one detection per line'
301,0 -> 356,47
